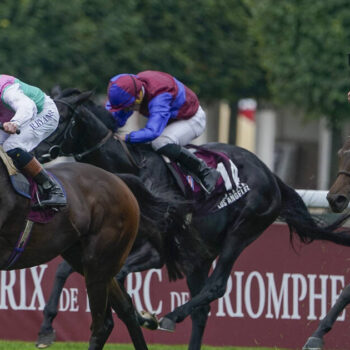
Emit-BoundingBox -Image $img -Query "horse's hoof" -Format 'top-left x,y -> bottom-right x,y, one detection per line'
35,330 -> 56,348
158,317 -> 176,332
302,336 -> 324,350
139,310 -> 159,330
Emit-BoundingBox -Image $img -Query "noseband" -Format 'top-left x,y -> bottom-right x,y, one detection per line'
337,170 -> 350,178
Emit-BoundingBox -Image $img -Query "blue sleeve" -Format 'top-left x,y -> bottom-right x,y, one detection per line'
127,93 -> 173,143
105,100 -> 132,128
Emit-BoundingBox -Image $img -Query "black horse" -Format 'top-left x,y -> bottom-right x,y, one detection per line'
34,89 -> 350,350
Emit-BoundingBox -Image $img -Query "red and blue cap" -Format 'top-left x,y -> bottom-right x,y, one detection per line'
107,74 -> 143,112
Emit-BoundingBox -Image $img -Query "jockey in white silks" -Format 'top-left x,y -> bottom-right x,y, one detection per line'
0,74 -> 66,207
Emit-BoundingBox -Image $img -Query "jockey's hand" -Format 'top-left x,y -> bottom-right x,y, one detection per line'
348,91 -> 350,102
3,122 -> 18,134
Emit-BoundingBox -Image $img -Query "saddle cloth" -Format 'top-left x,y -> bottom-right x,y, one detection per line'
167,145 -> 250,214
0,148 -> 62,223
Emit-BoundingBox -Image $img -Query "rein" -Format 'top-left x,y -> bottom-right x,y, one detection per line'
47,99 -> 114,161
113,133 -> 145,169
337,170 -> 350,178
37,98 -> 81,161
75,130 -> 113,160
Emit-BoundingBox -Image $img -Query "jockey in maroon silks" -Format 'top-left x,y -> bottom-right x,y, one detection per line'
105,70 -> 220,194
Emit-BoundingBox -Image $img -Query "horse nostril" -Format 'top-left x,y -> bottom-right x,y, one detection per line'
327,194 -> 349,212
335,195 -> 348,206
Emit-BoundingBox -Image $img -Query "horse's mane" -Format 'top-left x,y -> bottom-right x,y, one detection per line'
58,88 -> 117,131
59,88 -> 82,98
86,102 -> 116,131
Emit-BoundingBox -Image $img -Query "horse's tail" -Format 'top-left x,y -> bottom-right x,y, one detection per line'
118,173 -> 207,281
275,175 -> 350,246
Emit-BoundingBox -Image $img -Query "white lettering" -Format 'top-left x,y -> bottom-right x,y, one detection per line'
28,266 -> 47,310
143,269 -> 162,314
308,274 -> 328,320
245,271 -> 265,319
70,288 -> 79,312
59,288 -> 70,311
127,272 -> 143,311
0,271 -> 17,310
266,272 -> 290,319
217,272 -> 244,317
291,273 -> 307,319
330,275 -> 345,321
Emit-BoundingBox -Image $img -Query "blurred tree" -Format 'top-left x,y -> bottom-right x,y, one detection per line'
0,0 -> 266,103
247,0 -> 350,127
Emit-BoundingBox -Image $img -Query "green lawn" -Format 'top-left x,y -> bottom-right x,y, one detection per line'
0,341 -> 288,350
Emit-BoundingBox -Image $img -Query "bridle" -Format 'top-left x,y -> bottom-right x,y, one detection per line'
40,98 -> 145,169
37,98 -> 80,161
52,99 -> 115,161
337,170 -> 350,178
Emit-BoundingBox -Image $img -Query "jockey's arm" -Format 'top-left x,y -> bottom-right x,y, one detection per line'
126,93 -> 172,143
3,83 -> 37,127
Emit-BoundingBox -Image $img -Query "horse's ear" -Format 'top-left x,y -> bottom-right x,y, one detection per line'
50,85 -> 62,98
69,90 -> 95,105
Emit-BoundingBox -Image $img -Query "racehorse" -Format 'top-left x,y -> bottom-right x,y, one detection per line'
0,154 -> 159,350
303,137 -> 350,350
35,171 -> 202,348
35,89 -> 350,350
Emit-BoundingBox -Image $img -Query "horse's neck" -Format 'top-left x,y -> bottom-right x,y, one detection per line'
131,145 -> 177,190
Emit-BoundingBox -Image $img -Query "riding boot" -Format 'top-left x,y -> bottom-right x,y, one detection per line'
158,144 -> 221,194
23,158 -> 67,208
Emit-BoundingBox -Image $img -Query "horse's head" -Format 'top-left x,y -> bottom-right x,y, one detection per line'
34,89 -> 96,162
327,137 -> 350,212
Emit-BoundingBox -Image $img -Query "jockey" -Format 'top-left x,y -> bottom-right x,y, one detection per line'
105,71 -> 220,194
0,74 -> 66,207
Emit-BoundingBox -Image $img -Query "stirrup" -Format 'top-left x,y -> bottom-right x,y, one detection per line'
201,170 -> 221,195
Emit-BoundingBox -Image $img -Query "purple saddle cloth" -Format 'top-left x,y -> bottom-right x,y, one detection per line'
170,145 -> 250,214
9,173 -> 60,223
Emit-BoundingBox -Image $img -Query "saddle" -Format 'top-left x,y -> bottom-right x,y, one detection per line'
0,149 -> 63,223
164,145 -> 250,214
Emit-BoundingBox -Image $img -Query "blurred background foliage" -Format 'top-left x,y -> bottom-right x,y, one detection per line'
0,0 -> 349,127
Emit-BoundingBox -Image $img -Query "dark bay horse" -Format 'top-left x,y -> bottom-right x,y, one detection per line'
35,90 -> 350,350
303,137 -> 350,350
0,156 -> 155,350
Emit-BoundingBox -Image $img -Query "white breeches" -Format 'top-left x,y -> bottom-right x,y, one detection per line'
151,105 -> 206,151
0,95 -> 59,152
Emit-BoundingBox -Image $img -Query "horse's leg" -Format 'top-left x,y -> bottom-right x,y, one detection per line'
95,304 -> 115,348
185,263 -> 212,350
159,227 -> 259,331
116,241 -> 163,283
84,269 -> 112,350
303,283 -> 350,350
63,246 -> 116,350
36,260 -> 74,349
108,278 -> 149,350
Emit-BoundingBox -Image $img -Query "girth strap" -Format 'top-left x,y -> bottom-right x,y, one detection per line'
5,220 -> 34,269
